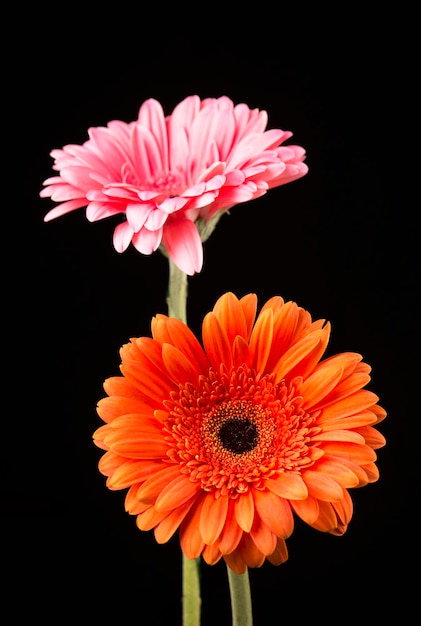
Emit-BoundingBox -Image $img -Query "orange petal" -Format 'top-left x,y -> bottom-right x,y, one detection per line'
232,335 -> 251,368
199,494 -> 229,545
260,295 -> 285,315
361,462 -> 380,482
93,424 -> 111,450
316,411 -> 378,430
96,395 -> 148,423
302,470 -> 344,501
355,425 -> 386,449
311,429 -> 366,444
286,323 -> 331,381
273,331 -> 324,383
325,456 -> 369,486
103,376 -> 142,399
223,550 -> 248,574
250,519 -> 277,556
218,501 -> 243,554
332,489 -> 353,527
234,489 -> 255,532
152,316 -> 209,374
108,459 -> 164,489
311,457 -> 360,488
107,413 -> 162,431
202,542 -> 223,566
151,314 -> 172,344
267,537 -> 289,566
125,485 -> 149,515
371,404 -> 387,424
130,336 -> 163,367
314,370 -> 372,410
240,534 -> 266,568
136,465 -> 182,504
265,472 -> 308,500
290,496 -> 319,524
249,308 -> 273,373
155,473 -> 201,512
294,308 -> 313,335
239,293 -> 258,339
99,451 -> 127,476
253,490 -> 294,539
317,390 -> 380,423
154,497 -> 196,543
202,312 -> 233,370
104,431 -> 169,459
136,504 -> 168,531
121,358 -> 177,405
299,360 -> 345,408
265,301 -> 299,371
309,500 -> 338,532
212,291 -> 248,343
161,343 -> 202,383
179,494 -> 206,559
320,441 -> 377,464
323,352 -> 363,375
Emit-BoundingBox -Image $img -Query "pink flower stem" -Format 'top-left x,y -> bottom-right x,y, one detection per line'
166,258 -> 188,324
166,258 -> 201,626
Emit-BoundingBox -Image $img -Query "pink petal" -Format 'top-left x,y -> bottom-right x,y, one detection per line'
88,126 -> 129,178
126,203 -> 154,231
187,191 -> 217,210
131,124 -> 165,181
204,175 -> 226,192
137,98 -> 169,170
113,221 -> 134,252
157,196 -> 189,214
132,226 -> 162,254
144,208 -> 169,230
43,199 -> 87,221
86,201 -> 122,221
162,219 -> 203,275
60,166 -> 98,190
196,161 -> 226,183
224,170 -> 245,186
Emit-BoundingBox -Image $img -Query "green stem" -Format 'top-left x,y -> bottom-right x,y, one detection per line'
227,566 -> 253,626
166,257 -> 188,321
182,555 -> 202,626
166,258 -> 201,626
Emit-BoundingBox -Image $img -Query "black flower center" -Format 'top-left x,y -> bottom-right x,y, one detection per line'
218,418 -> 259,454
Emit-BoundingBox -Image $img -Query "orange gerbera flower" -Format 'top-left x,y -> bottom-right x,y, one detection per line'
93,292 -> 386,574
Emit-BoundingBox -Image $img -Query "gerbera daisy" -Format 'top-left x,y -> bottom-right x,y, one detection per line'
40,95 -> 308,275
93,292 -> 386,574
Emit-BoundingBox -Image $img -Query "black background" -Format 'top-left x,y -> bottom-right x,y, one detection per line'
5,6 -> 416,624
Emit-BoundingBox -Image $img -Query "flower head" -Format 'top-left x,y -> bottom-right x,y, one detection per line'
93,292 -> 386,574
40,96 -> 308,275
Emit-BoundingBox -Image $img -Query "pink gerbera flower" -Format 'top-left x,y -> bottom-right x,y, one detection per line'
40,95 -> 308,275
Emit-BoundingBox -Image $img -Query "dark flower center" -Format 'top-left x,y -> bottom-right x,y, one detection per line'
218,418 -> 259,454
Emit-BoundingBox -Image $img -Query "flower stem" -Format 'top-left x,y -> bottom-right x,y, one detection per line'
166,258 -> 201,626
227,566 -> 253,626
182,555 -> 202,626
166,257 -> 188,322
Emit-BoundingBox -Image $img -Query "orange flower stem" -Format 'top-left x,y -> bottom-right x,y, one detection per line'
227,567 -> 253,626
166,258 -> 201,626
182,556 -> 202,626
